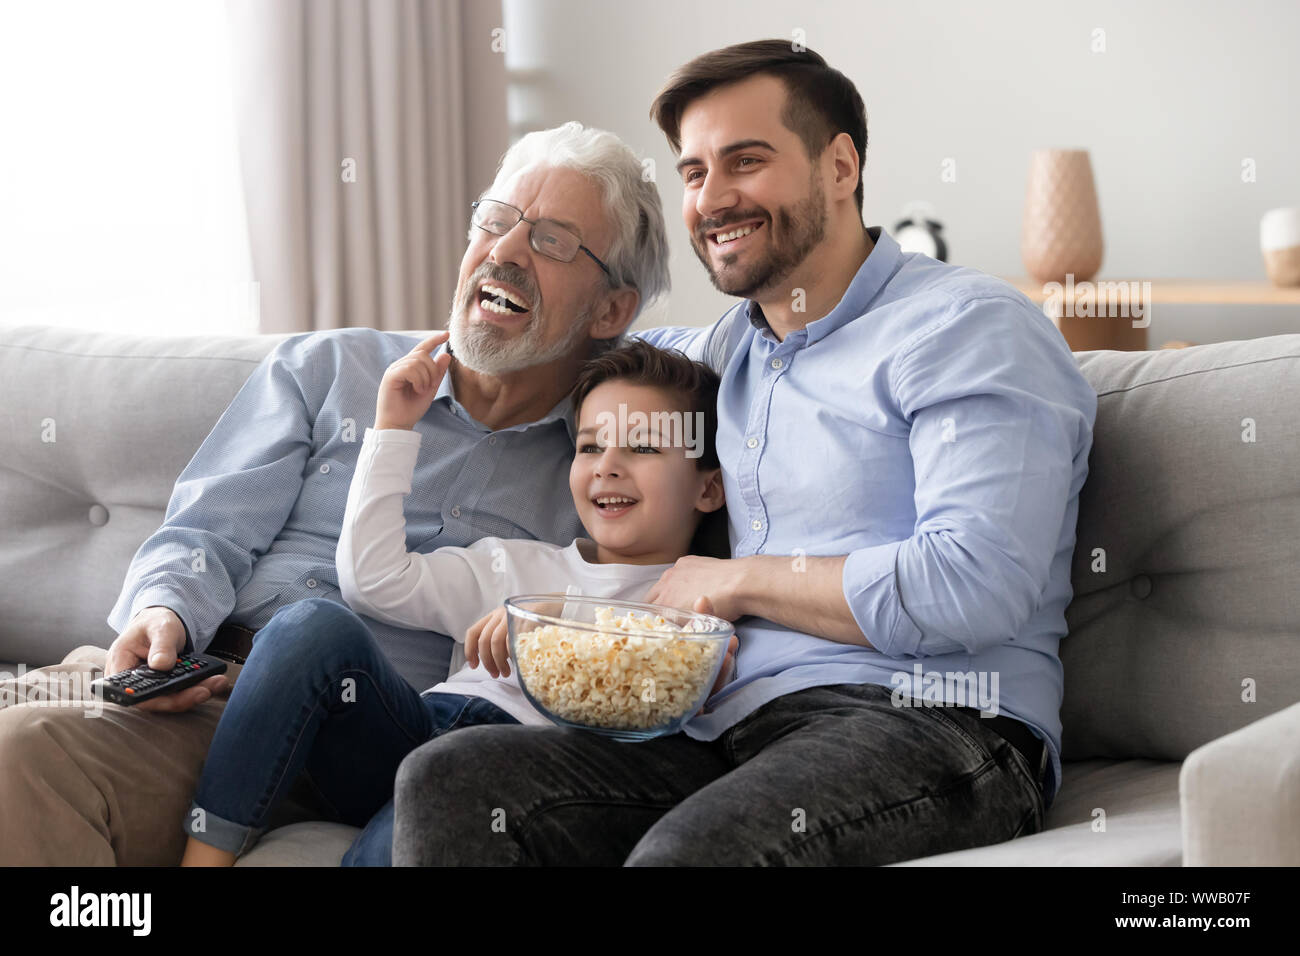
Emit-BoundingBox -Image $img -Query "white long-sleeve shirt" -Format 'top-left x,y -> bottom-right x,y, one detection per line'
336,427 -> 673,725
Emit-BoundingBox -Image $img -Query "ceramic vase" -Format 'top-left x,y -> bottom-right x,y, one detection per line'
1022,149 -> 1104,284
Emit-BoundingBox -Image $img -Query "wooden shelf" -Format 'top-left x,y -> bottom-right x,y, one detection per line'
1002,277 -> 1300,306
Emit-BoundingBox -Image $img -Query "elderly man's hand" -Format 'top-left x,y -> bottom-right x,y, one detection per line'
105,606 -> 229,713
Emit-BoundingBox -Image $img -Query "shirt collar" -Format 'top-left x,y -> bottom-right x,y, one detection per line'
743,225 -> 901,346
430,341 -> 577,442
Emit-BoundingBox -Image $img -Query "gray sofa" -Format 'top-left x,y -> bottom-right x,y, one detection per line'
2,323 -> 1297,866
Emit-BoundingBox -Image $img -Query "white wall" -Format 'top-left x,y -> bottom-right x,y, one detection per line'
500,0 -> 1300,344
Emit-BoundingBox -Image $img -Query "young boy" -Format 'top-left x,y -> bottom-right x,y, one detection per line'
180,332 -> 731,865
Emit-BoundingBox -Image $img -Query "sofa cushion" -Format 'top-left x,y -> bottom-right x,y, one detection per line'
894,759 -> 1184,865
243,760 -> 1184,867
0,326 -> 292,665
1063,335 -> 1300,764
234,820 -> 362,867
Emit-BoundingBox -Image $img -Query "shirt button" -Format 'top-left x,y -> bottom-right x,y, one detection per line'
746,437 -> 759,448
451,506 -> 461,518
751,519 -> 763,531
488,435 -> 497,445
306,578 -> 317,589
319,464 -> 330,474
770,357 -> 783,370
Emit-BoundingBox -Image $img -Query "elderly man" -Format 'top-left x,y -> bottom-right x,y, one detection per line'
0,121 -> 671,866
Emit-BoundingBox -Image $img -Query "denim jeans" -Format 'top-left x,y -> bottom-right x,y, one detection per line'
392,681 -> 1045,865
185,598 -> 518,863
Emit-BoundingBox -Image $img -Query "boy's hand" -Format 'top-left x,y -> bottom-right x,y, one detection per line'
465,605 -> 511,679
375,331 -> 451,431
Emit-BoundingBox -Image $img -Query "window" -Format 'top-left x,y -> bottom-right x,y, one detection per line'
0,0 -> 255,335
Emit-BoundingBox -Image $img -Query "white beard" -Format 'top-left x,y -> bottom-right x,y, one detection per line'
448,294 -> 596,376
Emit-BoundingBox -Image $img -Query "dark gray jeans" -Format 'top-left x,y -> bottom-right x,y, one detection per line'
392,682 -> 1045,865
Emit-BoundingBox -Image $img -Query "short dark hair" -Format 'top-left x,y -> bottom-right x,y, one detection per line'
650,39 -> 869,215
569,338 -> 729,559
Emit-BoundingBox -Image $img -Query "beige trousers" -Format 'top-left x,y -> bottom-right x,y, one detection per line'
0,647 -> 322,866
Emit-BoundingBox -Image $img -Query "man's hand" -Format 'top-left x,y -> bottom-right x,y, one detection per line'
644,555 -> 746,622
465,606 -> 511,679
105,606 -> 229,713
692,595 -> 738,698
375,331 -> 452,431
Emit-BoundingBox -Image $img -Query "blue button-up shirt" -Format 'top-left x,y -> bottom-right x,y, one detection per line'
107,328 -> 585,691
633,226 -> 1096,805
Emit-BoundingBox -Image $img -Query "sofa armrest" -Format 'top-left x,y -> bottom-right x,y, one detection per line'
1180,701 -> 1300,865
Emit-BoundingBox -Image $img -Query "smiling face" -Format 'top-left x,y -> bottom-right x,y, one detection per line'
676,74 -> 830,300
448,165 -> 620,375
569,380 -> 723,566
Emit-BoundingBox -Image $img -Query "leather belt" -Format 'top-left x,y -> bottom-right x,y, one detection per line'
206,622 -> 259,665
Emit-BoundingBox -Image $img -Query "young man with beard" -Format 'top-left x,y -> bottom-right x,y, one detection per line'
392,40 -> 1097,865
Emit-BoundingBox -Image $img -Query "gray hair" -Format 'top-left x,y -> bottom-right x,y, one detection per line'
476,122 -> 671,323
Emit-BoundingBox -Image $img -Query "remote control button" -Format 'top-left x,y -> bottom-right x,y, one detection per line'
124,688 -> 135,694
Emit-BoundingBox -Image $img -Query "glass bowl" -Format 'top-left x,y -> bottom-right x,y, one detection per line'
505,594 -> 734,741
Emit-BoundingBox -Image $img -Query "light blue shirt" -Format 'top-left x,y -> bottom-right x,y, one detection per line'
107,328 -> 585,691
633,225 -> 1096,805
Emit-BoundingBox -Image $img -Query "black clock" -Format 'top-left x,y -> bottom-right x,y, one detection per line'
893,202 -> 948,262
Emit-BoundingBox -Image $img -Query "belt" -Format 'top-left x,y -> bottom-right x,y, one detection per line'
206,622 -> 260,665
950,705 -> 1047,788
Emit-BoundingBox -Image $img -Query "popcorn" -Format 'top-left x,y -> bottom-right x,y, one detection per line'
514,606 -> 724,730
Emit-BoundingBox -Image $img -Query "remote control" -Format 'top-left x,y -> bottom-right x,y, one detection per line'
92,654 -> 228,705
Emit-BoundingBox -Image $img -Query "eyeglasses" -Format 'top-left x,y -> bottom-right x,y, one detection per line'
470,199 -> 614,280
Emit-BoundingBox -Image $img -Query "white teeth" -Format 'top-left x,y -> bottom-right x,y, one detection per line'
480,298 -> 515,315
595,496 -> 637,506
480,283 -> 530,311
714,225 -> 757,244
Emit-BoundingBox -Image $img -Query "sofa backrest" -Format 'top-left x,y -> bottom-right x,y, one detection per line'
2,324 -> 1297,763
1064,333 -> 1300,761
0,325 -> 292,666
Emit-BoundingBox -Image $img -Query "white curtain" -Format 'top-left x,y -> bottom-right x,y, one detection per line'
225,0 -> 507,333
